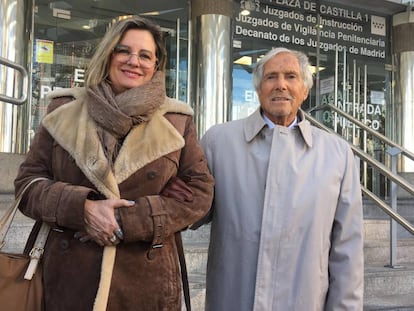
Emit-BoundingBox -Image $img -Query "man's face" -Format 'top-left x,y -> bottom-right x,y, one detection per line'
257,52 -> 309,126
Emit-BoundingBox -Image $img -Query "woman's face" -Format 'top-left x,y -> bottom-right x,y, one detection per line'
109,29 -> 157,94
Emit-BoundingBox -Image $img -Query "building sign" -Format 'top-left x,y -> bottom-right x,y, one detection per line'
235,0 -> 388,59
319,93 -> 384,131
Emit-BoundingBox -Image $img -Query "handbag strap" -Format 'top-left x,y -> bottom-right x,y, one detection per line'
0,177 -> 50,280
24,222 -> 50,280
175,232 -> 191,311
0,177 -> 49,247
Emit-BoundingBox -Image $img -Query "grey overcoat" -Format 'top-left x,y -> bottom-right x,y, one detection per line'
200,108 -> 363,311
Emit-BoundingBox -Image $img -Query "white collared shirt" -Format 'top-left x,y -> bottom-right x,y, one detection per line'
262,112 -> 297,129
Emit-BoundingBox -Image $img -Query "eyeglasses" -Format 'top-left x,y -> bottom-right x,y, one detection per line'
113,44 -> 157,69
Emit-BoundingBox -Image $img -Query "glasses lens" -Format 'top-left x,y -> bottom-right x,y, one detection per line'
138,55 -> 153,69
113,45 -> 129,56
113,45 -> 155,69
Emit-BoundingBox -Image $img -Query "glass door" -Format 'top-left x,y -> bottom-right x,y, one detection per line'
315,47 -> 390,196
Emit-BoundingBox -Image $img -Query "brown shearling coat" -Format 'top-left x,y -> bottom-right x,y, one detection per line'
14,87 -> 214,311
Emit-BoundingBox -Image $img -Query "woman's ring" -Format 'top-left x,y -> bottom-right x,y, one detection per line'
108,235 -> 117,243
114,228 -> 124,240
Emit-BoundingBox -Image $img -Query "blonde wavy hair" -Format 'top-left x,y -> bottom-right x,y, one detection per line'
84,16 -> 167,88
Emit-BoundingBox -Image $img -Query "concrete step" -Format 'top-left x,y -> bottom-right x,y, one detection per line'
1,209 -> 35,253
182,225 -> 210,244
364,199 -> 414,223
184,242 -> 208,275
0,152 -> 25,193
397,172 -> 414,200
181,220 -> 414,311
183,220 -> 414,272
184,265 -> 414,311
182,225 -> 210,275
364,219 -> 414,265
365,239 -> 414,265
364,263 -> 414,310
0,193 -> 15,211
365,264 -> 414,297
364,294 -> 414,310
183,272 -> 206,311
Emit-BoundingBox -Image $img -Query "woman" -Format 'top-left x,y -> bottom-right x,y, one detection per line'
14,16 -> 214,311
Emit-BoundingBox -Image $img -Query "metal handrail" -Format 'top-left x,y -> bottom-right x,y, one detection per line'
304,111 -> 414,235
308,103 -> 414,162
305,112 -> 414,197
361,185 -> 414,235
0,56 -> 28,105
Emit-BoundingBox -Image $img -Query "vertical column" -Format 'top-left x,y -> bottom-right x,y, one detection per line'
0,0 -> 33,153
190,0 -> 233,136
393,10 -> 414,172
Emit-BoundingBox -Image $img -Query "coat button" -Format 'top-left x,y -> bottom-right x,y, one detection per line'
147,171 -> 157,180
147,249 -> 156,260
60,239 -> 70,250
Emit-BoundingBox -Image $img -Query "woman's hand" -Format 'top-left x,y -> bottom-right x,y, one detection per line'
77,198 -> 134,246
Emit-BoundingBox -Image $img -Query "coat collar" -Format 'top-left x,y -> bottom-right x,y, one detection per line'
296,110 -> 313,148
244,108 -> 267,142
42,88 -> 193,199
244,107 -> 313,148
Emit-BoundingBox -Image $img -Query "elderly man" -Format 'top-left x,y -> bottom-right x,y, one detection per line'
200,47 -> 364,310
